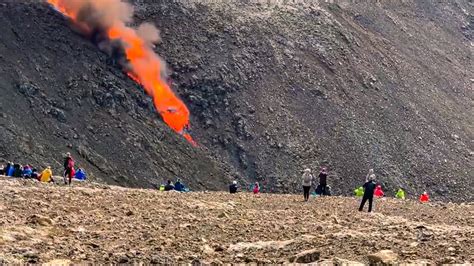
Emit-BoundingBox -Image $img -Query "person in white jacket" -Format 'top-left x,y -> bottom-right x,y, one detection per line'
302,168 -> 314,201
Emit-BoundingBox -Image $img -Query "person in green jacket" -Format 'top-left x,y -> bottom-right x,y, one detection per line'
395,188 -> 406,200
354,186 -> 364,197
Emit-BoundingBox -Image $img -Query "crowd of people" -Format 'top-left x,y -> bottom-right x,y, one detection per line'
159,178 -> 189,192
0,152 -> 87,184
226,167 -> 431,213
2,154 -> 432,209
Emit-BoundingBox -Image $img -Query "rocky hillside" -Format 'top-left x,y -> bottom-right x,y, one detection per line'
0,177 -> 472,264
133,0 -> 473,201
0,1 -> 231,190
0,1 -> 473,200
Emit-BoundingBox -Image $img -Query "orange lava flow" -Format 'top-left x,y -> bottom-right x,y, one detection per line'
47,0 -> 196,145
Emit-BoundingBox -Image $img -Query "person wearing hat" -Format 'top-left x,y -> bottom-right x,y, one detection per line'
302,168 -> 314,201
359,173 -> 377,212
419,191 -> 430,202
229,180 -> 238,194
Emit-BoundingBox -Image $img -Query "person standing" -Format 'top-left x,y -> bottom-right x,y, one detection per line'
359,173 -> 377,212
63,152 -> 75,185
317,167 -> 328,196
301,168 -> 313,201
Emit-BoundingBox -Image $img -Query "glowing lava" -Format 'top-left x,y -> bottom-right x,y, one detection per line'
47,0 -> 195,145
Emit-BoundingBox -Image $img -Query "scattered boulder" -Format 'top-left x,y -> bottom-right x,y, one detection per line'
26,214 -> 53,226
289,249 -> 320,263
368,250 -> 398,264
43,259 -> 72,266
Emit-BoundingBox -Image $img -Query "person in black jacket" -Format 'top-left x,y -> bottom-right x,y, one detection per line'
359,173 -> 377,212
164,180 -> 174,191
229,181 -> 238,194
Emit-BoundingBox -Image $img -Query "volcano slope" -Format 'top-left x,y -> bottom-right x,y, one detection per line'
0,177 -> 473,264
131,0 -> 473,201
0,1 -> 473,201
0,2 -> 231,190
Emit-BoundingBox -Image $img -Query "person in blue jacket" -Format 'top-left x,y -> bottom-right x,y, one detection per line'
7,162 -> 15,177
74,168 -> 87,180
22,165 -> 33,178
174,178 -> 185,192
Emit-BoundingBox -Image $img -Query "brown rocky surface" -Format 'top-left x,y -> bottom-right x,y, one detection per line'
0,177 -> 472,264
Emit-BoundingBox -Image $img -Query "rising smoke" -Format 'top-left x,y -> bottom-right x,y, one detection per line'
47,0 -> 195,144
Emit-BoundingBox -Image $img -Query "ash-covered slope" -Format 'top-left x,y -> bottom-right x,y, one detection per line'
132,0 -> 473,201
0,2 -> 230,190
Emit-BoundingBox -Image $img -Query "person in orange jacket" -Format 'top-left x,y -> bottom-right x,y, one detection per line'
374,185 -> 384,198
419,191 -> 429,202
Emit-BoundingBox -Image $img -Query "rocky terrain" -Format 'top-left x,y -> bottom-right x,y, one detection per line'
0,177 -> 473,264
0,1 -> 473,200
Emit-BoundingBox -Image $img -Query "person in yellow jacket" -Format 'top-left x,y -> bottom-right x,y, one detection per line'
354,186 -> 364,197
395,188 -> 406,200
39,166 -> 54,183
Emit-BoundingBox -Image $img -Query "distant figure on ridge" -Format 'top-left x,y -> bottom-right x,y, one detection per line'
63,152 -> 75,185
395,188 -> 406,200
301,168 -> 313,201
174,178 -> 185,192
374,185 -> 384,198
229,181 -> 239,194
359,172 -> 377,212
419,191 -> 429,203
164,180 -> 174,191
39,166 -> 54,183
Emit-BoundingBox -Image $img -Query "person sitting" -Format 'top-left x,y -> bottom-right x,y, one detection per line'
253,182 -> 260,195
354,186 -> 364,197
13,164 -> 22,178
229,181 -> 238,194
374,185 -> 384,198
31,168 -> 39,180
39,166 -> 54,183
22,165 -> 33,178
7,162 -> 14,177
419,191 -> 429,203
159,184 -> 165,191
164,180 -> 174,191
74,168 -> 87,180
395,188 -> 406,200
174,178 -> 185,192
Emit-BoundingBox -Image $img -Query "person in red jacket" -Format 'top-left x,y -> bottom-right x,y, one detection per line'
63,152 -> 75,185
253,182 -> 260,195
374,185 -> 384,198
419,191 -> 430,202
